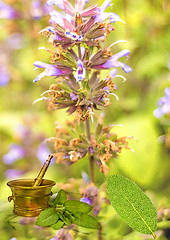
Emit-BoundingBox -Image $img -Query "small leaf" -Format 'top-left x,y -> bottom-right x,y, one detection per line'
65,200 -> 92,213
52,220 -> 64,230
65,210 -> 73,221
36,208 -> 59,227
58,213 -> 72,226
107,175 -> 157,237
54,189 -> 67,206
72,213 -> 101,229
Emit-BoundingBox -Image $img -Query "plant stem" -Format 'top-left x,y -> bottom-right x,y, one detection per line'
85,118 -> 91,141
89,155 -> 95,184
85,119 -> 95,183
98,227 -> 103,240
78,43 -> 81,60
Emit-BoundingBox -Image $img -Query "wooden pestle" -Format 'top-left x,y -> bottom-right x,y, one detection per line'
33,154 -> 53,187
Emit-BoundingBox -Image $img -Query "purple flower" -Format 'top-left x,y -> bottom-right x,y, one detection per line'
80,197 -> 92,206
119,62 -> 132,73
100,0 -> 112,11
65,31 -> 82,41
39,24 -> 77,48
70,92 -> 78,101
46,26 -> 62,40
80,4 -> 99,18
94,0 -> 124,24
47,0 -> 99,17
31,0 -> 43,19
5,169 -> 24,179
108,69 -> 117,78
0,1 -> 18,19
19,217 -> 37,225
37,142 -> 51,163
75,0 -> 88,12
33,61 -> 72,82
0,64 -> 10,86
49,10 -> 64,25
81,171 -> 90,184
31,0 -> 51,19
15,124 -> 31,140
109,13 -> 125,23
74,60 -> 86,82
56,229 -> 73,240
3,144 -> 25,164
92,49 -> 132,73
5,33 -> 24,50
45,1 -> 115,48
95,12 -> 124,24
47,0 -> 75,16
154,88 -> 170,118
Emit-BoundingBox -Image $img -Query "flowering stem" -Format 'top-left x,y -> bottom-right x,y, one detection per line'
85,119 -> 91,141
85,119 -> 95,183
78,44 -> 81,60
89,155 -> 95,184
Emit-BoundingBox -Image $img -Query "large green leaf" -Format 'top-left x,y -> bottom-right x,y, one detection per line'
107,175 -> 157,238
36,208 -> 59,227
72,213 -> 101,229
64,200 -> 92,213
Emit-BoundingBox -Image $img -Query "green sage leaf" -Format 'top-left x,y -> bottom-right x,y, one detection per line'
54,189 -> 67,206
52,220 -> 64,230
107,175 -> 157,237
36,208 -> 59,227
72,213 -> 101,229
65,200 -> 92,213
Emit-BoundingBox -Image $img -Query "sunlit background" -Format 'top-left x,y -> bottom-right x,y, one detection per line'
0,0 -> 170,239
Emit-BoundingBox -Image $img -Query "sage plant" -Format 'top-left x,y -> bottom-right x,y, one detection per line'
33,0 -> 157,238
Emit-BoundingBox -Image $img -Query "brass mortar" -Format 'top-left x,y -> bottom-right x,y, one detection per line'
7,179 -> 55,217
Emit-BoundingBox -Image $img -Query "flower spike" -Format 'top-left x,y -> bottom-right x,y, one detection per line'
33,0 -> 133,177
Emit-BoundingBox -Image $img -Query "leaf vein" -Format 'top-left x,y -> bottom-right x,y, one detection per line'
124,194 -> 156,238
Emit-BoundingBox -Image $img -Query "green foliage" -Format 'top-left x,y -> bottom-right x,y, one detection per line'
35,208 -> 59,227
36,189 -> 100,231
64,200 -> 92,213
107,175 -> 157,238
72,212 -> 101,229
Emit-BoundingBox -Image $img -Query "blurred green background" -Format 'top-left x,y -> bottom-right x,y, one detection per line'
0,0 -> 170,239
